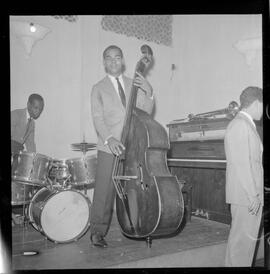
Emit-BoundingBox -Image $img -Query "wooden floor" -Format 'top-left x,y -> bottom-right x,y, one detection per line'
11,210 -> 265,270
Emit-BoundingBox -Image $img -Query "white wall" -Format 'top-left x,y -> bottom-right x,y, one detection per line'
10,15 -> 262,160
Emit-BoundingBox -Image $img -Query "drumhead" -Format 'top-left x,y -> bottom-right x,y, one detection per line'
40,190 -> 90,243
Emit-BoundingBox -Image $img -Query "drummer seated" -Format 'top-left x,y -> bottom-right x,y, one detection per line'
11,94 -> 45,225
11,93 -> 45,154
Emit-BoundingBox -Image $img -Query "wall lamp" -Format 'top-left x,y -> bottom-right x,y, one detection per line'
10,21 -> 51,56
234,37 -> 262,67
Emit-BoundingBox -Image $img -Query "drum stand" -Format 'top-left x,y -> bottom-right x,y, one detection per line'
11,182 -> 31,250
11,182 -> 29,227
21,184 -> 33,229
47,174 -> 71,191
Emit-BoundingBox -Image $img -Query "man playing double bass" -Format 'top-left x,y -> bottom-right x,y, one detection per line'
90,45 -> 154,247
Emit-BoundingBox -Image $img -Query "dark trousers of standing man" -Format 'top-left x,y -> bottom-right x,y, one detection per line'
90,150 -> 116,237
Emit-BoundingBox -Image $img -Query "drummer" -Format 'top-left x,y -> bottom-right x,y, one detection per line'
11,93 -> 44,154
11,93 -> 44,225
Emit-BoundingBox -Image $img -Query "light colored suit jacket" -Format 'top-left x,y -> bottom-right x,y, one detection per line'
224,112 -> 263,206
11,108 -> 36,153
91,75 -> 154,154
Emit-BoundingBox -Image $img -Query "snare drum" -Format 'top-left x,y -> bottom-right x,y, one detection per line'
28,188 -> 91,243
11,181 -> 41,205
48,159 -> 70,189
48,159 -> 70,180
12,152 -> 51,186
66,155 -> 97,186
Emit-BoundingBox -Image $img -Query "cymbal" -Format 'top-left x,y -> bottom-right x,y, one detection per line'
72,148 -> 96,152
71,142 -> 96,147
71,142 -> 96,152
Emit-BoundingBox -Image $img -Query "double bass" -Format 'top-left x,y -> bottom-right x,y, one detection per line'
112,45 -> 184,246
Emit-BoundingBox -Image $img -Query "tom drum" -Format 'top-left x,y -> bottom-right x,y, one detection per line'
66,155 -> 97,187
11,181 -> 41,205
12,152 -> 51,186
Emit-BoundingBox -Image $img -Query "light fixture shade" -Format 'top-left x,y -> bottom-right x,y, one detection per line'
234,37 -> 262,66
10,21 -> 51,56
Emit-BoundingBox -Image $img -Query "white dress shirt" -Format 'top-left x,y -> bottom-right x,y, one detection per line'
239,110 -> 256,128
108,74 -> 125,99
24,110 -> 31,150
239,110 -> 263,151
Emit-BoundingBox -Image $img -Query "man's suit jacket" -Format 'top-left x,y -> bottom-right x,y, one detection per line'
11,108 -> 36,153
224,112 -> 263,206
91,75 -> 154,154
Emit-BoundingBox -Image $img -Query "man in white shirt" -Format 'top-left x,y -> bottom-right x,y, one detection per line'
90,45 -> 154,247
224,86 -> 263,266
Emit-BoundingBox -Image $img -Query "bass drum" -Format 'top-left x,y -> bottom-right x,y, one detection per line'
28,188 -> 91,243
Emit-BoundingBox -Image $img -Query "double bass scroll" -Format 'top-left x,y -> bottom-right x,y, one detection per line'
112,45 -> 185,244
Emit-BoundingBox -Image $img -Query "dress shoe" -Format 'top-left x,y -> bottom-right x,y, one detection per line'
90,233 -> 108,248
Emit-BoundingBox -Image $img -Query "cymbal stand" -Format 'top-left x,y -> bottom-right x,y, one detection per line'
46,176 -> 55,191
62,174 -> 71,189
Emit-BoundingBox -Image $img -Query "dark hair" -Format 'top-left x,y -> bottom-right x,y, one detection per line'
103,45 -> 123,59
28,93 -> 44,105
240,86 -> 262,109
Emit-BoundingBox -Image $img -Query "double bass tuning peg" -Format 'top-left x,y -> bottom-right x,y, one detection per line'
141,44 -> 153,57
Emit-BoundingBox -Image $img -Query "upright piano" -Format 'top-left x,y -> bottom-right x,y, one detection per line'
167,102 -> 263,224
166,102 -> 243,224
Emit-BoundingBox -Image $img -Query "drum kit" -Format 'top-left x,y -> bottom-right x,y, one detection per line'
11,141 -> 97,244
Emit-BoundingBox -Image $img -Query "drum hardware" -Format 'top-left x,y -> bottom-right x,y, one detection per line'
46,174 -> 72,190
48,159 -> 72,189
11,181 -> 42,229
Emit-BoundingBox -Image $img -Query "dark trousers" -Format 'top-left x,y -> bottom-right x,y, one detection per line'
90,150 -> 116,236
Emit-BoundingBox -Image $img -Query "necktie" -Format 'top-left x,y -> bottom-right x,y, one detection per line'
23,118 -> 32,144
116,77 -> 126,108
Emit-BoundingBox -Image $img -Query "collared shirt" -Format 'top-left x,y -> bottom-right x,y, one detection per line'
104,74 -> 125,145
107,74 -> 125,99
26,109 -> 30,122
240,111 -> 263,152
239,110 -> 256,128
108,73 -> 154,100
24,109 -> 32,150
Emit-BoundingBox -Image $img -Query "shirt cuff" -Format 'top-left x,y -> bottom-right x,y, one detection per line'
104,135 -> 113,145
